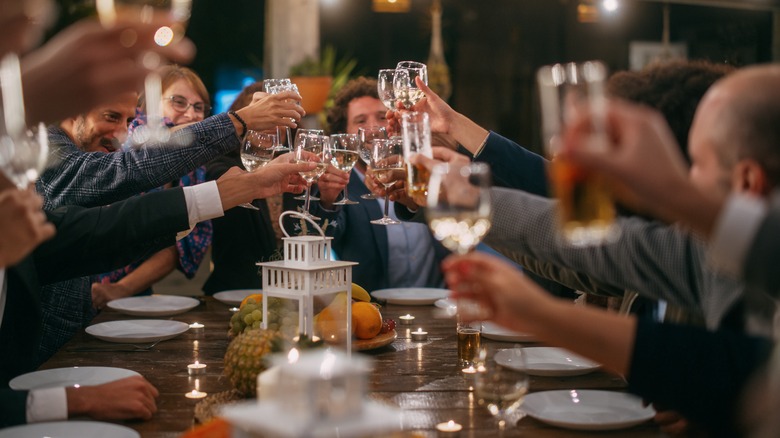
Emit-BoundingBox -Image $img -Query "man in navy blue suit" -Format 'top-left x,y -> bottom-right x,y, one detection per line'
311,78 -> 448,293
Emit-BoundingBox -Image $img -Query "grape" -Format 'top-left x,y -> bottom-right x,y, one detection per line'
380,318 -> 396,334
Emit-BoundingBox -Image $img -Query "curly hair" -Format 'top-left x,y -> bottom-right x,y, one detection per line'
607,59 -> 734,162
325,77 -> 379,135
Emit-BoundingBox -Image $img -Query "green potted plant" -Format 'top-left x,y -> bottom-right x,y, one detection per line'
289,45 -> 357,115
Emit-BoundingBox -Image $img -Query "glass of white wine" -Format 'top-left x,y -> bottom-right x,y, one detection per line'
329,133 -> 360,205
369,137 -> 405,225
235,130 -> 277,210
426,162 -> 492,255
292,129 -> 324,201
394,61 -> 428,109
357,126 -> 388,200
96,0 -> 193,143
473,345 -> 529,434
294,133 -> 329,220
377,69 -> 397,111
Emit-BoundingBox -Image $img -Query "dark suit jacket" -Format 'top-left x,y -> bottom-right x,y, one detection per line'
203,154 -> 298,294
0,187 -> 189,427
311,171 -> 448,293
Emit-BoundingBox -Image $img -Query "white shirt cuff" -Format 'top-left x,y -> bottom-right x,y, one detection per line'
182,181 -> 224,227
26,388 -> 67,423
708,193 -> 767,277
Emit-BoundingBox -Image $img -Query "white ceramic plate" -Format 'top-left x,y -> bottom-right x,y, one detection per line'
85,319 -> 190,343
372,288 -> 449,305
523,390 -> 655,430
107,294 -> 200,317
495,347 -> 601,376
9,366 -> 140,390
0,421 -> 139,438
213,289 -> 261,306
481,321 -> 536,342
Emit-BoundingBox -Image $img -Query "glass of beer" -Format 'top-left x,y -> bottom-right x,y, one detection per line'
457,316 -> 481,368
401,112 -> 433,206
537,61 -> 618,246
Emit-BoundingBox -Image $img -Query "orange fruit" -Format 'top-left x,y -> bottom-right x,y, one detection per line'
352,302 -> 382,340
240,293 -> 263,308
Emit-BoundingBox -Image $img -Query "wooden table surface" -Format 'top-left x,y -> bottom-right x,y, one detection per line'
40,297 -> 666,437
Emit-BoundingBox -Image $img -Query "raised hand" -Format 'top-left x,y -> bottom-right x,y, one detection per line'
237,90 -> 305,131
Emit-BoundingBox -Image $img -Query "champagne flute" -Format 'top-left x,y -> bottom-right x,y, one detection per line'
394,61 -> 428,109
294,133 -> 328,220
426,162 -> 492,255
377,69 -> 397,111
293,129 -> 324,201
369,137 -> 405,225
235,130 -> 277,210
329,133 -> 360,205
357,126 -> 388,200
401,111 -> 432,206
473,345 -> 529,434
96,0 -> 193,143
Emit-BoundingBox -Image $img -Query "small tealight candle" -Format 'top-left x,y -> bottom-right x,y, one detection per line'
461,365 -> 477,374
185,389 -> 207,399
189,322 -> 204,330
229,306 -> 240,312
187,361 -> 207,376
399,314 -> 415,325
436,420 -> 463,433
411,328 -> 428,342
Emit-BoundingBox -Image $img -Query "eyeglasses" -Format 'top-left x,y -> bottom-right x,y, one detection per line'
165,95 -> 210,115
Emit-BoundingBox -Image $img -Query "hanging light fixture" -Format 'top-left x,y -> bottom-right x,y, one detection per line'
372,0 -> 411,13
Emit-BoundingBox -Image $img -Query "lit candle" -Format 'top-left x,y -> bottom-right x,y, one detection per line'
229,306 -> 240,312
187,361 -> 207,376
411,328 -> 428,342
436,420 -> 463,433
185,389 -> 207,399
461,365 -> 477,374
399,314 -> 415,325
189,322 -> 204,330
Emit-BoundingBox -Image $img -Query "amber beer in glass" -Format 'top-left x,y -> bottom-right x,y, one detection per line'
401,112 -> 433,206
537,61 -> 618,246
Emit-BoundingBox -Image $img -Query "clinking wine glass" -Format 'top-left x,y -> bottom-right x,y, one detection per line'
473,345 -> 529,434
96,0 -> 193,143
236,130 -> 277,210
329,133 -> 360,205
401,111 -> 433,206
294,133 -> 328,220
293,129 -> 324,201
426,162 -> 492,255
394,61 -> 428,109
377,69 -> 398,111
369,137 -> 405,226
0,124 -> 49,189
357,126 -> 388,200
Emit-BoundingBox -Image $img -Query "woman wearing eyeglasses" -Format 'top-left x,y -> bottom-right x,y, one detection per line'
91,65 -> 213,308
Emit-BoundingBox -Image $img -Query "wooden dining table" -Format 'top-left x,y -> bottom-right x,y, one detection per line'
39,297 -> 666,437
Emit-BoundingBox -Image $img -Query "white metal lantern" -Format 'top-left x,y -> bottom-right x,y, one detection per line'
257,212 -> 357,350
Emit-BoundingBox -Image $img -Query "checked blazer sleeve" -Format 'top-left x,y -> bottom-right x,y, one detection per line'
37,113 -> 239,210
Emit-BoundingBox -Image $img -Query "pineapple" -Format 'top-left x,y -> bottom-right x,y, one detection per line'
223,328 -> 283,397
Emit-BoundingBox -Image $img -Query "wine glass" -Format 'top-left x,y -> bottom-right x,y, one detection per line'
394,61 -> 428,109
329,133 -> 360,205
401,111 -> 432,206
369,137 -> 405,225
96,0 -> 193,143
294,133 -> 328,220
263,78 -> 292,93
235,131 -> 277,210
293,129 -> 324,201
425,162 -> 492,255
473,345 -> 529,434
357,126 -> 388,200
0,124 -> 49,189
377,69 -> 397,111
